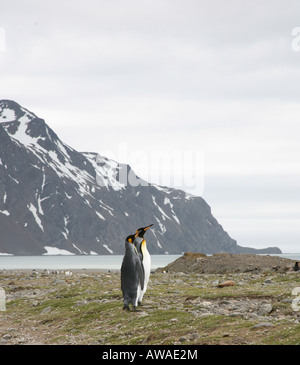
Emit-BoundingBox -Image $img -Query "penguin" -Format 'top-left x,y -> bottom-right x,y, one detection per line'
293,262 -> 300,271
121,234 -> 145,311
134,224 -> 153,306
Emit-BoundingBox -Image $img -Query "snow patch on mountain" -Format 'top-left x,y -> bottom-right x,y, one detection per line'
0,210 -> 10,216
28,203 -> 44,232
155,216 -> 167,234
0,108 -> 17,123
84,153 -> 125,191
164,196 -> 181,224
95,211 -> 105,220
151,195 -> 171,221
103,244 -> 113,254
43,246 -> 75,255
3,191 -> 7,204
11,118 -> 38,146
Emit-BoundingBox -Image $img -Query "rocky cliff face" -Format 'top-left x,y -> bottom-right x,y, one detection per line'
0,100 -> 281,255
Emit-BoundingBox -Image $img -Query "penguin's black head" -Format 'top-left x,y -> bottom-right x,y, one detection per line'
135,224 -> 153,238
125,234 -> 136,244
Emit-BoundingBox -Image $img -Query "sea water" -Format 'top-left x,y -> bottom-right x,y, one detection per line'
0,253 -> 299,271
0,254 -> 181,271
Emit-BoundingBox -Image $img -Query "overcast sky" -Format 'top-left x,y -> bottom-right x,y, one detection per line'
1,0 -> 300,251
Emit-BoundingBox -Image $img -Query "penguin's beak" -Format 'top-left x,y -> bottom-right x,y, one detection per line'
135,224 -> 153,237
144,224 -> 153,231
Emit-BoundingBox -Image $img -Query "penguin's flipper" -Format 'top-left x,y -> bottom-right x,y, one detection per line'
136,258 -> 145,291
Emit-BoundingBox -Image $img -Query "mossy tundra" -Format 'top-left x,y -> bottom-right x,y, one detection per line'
0,269 -> 300,345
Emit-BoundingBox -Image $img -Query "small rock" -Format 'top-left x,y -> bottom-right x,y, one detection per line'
198,313 -> 214,318
263,279 -> 272,285
3,334 -> 12,340
189,333 -> 199,340
41,306 -> 52,314
7,327 -> 17,332
137,311 -> 149,317
258,303 -> 273,316
75,300 -> 88,306
220,300 -> 231,305
247,313 -> 259,320
217,308 -> 230,316
252,322 -> 274,329
217,280 -> 236,288
229,312 -> 244,317
200,301 -> 212,307
237,304 -> 250,313
178,336 -> 187,342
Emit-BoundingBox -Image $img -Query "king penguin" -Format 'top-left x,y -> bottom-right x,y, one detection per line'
134,224 -> 153,306
121,234 -> 145,311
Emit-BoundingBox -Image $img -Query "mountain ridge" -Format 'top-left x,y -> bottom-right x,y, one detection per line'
0,100 -> 281,255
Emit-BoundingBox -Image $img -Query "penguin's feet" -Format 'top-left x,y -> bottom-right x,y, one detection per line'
132,306 -> 141,312
123,304 -> 130,311
138,301 -> 143,307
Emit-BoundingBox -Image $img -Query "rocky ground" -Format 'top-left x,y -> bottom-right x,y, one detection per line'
0,254 -> 300,345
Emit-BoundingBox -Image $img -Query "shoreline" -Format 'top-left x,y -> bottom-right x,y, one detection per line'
0,268 -> 121,274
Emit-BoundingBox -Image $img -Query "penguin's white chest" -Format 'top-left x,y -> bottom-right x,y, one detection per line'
143,249 -> 151,284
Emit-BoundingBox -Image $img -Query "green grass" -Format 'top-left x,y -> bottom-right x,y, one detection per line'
1,271 -> 300,344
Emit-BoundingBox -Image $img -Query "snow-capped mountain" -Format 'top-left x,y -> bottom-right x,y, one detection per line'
0,100 -> 281,255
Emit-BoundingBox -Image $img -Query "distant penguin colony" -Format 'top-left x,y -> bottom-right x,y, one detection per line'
120,224 -> 153,311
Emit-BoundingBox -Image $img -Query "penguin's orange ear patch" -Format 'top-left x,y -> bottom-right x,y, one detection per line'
128,238 -> 132,243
